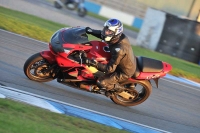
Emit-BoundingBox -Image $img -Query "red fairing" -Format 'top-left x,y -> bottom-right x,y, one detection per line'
63,43 -> 92,51
56,56 -> 81,67
135,72 -> 166,80
162,62 -> 172,73
135,62 -> 172,80
57,43 -> 93,67
40,50 -> 56,64
88,41 -> 111,64
80,69 -> 94,79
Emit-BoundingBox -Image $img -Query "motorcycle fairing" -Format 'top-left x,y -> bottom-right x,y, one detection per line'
88,41 -> 111,63
40,50 -> 56,64
50,27 -> 90,53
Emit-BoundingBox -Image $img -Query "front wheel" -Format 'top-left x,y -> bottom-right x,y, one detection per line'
23,53 -> 55,82
110,80 -> 152,106
54,1 -> 62,9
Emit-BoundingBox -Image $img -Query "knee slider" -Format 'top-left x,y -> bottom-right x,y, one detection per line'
96,79 -> 106,88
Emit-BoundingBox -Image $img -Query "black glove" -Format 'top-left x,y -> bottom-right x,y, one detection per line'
83,58 -> 97,67
85,27 -> 93,34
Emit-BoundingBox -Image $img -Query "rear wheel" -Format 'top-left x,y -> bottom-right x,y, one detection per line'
77,7 -> 87,17
110,80 -> 152,106
23,53 -> 55,82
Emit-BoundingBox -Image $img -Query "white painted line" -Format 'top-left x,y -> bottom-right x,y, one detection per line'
0,86 -> 62,113
0,93 -> 6,98
0,29 -> 46,44
179,77 -> 200,87
162,78 -> 200,92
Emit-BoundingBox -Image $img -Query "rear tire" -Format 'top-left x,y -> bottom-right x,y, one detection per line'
77,7 -> 87,17
23,53 -> 54,82
110,80 -> 152,106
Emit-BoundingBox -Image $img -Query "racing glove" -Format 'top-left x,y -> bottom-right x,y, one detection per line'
83,58 -> 97,67
85,27 -> 93,34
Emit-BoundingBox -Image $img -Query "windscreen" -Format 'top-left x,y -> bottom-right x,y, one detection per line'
50,27 -> 90,53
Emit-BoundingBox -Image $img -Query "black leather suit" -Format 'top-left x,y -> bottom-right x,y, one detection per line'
89,29 -> 136,90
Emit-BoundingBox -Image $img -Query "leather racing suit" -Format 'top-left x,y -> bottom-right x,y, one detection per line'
88,29 -> 137,90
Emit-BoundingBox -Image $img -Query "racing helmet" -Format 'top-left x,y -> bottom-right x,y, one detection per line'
101,18 -> 123,42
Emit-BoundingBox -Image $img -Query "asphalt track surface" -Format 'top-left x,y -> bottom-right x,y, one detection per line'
0,0 -> 200,133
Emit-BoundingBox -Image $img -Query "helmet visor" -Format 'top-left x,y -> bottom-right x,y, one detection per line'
103,27 -> 115,37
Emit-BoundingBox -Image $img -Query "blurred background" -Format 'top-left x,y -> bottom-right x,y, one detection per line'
80,0 -> 200,64
2,0 -> 200,65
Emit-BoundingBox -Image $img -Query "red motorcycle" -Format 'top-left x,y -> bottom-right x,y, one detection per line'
23,27 -> 172,106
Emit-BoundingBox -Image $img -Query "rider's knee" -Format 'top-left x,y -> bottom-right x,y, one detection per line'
96,79 -> 106,88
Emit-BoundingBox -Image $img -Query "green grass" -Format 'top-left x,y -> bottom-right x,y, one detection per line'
0,6 -> 200,83
0,6 -> 65,31
0,6 -> 98,42
0,99 -> 129,133
0,6 -> 66,42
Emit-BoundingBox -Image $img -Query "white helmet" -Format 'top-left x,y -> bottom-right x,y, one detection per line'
101,18 -> 123,42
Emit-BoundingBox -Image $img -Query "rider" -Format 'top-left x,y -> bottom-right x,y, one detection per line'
81,18 -> 137,94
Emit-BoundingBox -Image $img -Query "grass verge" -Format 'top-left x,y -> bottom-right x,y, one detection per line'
132,46 -> 200,83
0,6 -> 200,83
0,98 -> 129,133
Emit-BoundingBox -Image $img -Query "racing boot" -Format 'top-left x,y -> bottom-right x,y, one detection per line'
127,83 -> 136,89
79,83 -> 93,91
113,83 -> 125,92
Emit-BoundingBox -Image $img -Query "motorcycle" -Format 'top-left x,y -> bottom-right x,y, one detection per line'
23,27 -> 172,106
54,0 -> 87,17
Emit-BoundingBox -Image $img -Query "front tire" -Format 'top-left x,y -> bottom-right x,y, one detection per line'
54,1 -> 62,9
110,80 -> 152,106
23,53 -> 54,82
